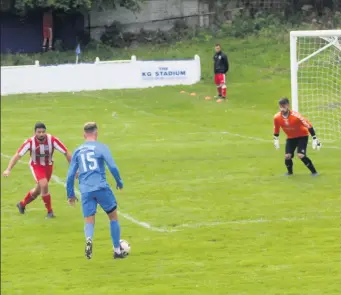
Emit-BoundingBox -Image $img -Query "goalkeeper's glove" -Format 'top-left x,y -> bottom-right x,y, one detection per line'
273,136 -> 280,150
312,136 -> 322,150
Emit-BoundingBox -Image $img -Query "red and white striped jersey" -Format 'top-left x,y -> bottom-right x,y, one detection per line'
17,134 -> 68,166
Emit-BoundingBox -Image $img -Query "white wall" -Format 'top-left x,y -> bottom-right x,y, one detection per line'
87,0 -> 209,40
1,56 -> 201,95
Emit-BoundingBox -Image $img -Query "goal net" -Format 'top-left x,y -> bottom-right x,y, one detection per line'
290,30 -> 341,143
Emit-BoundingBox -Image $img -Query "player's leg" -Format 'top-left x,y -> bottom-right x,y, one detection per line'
40,165 -> 55,218
18,165 -> 44,214
48,28 -> 53,50
108,209 -> 124,259
284,138 -> 297,175
39,178 -> 53,217
96,188 -> 125,259
82,192 -> 97,259
296,136 -> 318,175
42,28 -> 48,51
221,74 -> 227,99
214,74 -> 222,98
17,184 -> 41,214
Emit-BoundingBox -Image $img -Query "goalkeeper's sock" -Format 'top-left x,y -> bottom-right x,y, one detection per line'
285,159 -> 293,174
84,223 -> 94,240
301,156 -> 317,174
110,220 -> 121,251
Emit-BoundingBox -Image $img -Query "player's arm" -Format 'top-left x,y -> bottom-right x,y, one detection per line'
297,114 -> 322,150
102,146 -> 123,190
3,153 -> 21,177
65,151 -> 72,163
273,117 -> 280,149
223,53 -> 229,73
66,151 -> 79,202
213,55 -> 215,73
3,140 -> 30,177
53,136 -> 72,163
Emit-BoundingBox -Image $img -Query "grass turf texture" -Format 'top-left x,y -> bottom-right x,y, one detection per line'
1,37 -> 340,295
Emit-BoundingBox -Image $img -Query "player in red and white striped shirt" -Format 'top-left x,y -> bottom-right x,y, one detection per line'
3,122 -> 72,218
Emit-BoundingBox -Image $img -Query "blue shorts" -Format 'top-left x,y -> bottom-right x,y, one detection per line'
81,188 -> 117,218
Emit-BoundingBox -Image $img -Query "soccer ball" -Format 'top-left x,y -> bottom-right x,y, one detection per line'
120,239 -> 131,256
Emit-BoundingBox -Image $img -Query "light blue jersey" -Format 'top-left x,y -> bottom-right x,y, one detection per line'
66,141 -> 123,198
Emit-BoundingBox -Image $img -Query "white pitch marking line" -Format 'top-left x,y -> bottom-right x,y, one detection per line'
3,92 -> 341,151
51,174 -> 173,233
1,133 -> 340,151
173,215 -> 339,229
1,153 -> 338,233
1,207 -> 41,213
0,153 -> 167,232
79,92 -> 341,150
1,93 -> 340,230
2,92 -> 341,150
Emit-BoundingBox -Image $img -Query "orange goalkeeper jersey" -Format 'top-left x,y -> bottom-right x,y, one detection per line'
273,110 -> 312,139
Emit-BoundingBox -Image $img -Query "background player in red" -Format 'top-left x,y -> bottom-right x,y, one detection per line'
213,44 -> 229,102
2,122 -> 71,218
273,98 -> 321,176
42,9 -> 53,51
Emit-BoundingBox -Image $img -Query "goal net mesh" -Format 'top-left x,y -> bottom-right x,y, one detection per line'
296,34 -> 341,143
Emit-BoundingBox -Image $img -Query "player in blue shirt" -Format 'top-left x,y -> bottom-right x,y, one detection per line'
66,122 -> 125,260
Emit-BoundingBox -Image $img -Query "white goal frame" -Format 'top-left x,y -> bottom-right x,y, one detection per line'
290,30 -> 341,112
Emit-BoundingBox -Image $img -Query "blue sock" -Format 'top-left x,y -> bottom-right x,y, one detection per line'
110,220 -> 120,248
84,223 -> 94,240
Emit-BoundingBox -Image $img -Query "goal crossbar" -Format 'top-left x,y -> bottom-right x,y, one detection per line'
290,30 -> 341,37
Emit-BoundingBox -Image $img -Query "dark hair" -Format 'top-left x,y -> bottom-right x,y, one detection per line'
215,44 -> 221,47
34,122 -> 46,131
278,97 -> 290,105
84,122 -> 98,133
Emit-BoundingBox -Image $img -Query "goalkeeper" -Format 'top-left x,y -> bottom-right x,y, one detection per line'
273,98 -> 321,176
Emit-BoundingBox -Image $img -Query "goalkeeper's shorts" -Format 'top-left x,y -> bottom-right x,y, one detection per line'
285,136 -> 308,156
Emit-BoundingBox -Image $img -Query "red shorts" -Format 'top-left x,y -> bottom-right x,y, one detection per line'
214,73 -> 226,86
43,27 -> 52,39
30,165 -> 53,182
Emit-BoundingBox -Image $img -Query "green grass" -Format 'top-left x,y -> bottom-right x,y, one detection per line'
1,37 -> 341,295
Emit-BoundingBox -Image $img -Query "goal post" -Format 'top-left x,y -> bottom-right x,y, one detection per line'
290,30 -> 341,142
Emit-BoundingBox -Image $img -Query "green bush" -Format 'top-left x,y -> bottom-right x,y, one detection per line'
100,19 -> 196,48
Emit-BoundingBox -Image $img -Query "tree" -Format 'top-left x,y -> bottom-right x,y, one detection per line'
10,0 -> 141,13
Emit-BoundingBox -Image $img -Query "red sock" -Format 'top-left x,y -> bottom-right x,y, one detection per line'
42,194 -> 53,213
222,85 -> 227,98
21,191 -> 34,207
217,86 -> 222,96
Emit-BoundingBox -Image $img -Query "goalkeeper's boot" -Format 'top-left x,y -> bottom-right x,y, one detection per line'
283,172 -> 293,176
311,172 -> 320,177
85,238 -> 93,260
16,202 -> 25,214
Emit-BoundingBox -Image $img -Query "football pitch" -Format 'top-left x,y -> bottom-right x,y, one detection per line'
1,41 -> 341,294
